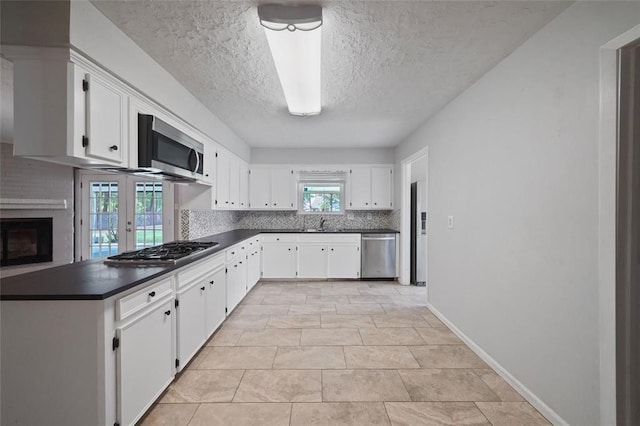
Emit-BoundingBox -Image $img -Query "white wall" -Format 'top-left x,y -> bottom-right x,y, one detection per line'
68,1 -> 250,161
251,148 -> 394,165
395,2 -> 640,425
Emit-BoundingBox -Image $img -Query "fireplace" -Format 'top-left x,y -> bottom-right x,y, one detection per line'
1,218 -> 53,267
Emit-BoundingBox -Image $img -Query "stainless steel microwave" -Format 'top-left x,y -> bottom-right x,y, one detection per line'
137,114 -> 204,181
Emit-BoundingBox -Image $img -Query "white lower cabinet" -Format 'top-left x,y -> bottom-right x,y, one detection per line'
227,259 -> 247,312
204,266 -> 227,337
247,247 -> 261,290
297,243 -> 327,278
262,244 -> 297,278
327,244 -> 361,278
116,298 -> 174,426
262,233 -> 361,279
226,243 -> 249,313
175,254 -> 226,371
176,281 -> 207,370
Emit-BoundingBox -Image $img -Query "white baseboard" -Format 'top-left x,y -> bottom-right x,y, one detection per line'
426,302 -> 568,426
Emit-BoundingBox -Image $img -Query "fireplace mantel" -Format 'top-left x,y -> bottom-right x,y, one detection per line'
0,198 -> 67,210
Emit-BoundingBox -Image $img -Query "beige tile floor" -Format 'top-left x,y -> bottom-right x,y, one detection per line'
140,281 -> 550,426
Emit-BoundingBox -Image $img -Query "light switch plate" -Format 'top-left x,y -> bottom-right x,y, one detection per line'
347,212 -> 355,220
448,216 -> 454,229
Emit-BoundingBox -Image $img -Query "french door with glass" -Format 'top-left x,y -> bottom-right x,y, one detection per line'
77,172 -> 173,260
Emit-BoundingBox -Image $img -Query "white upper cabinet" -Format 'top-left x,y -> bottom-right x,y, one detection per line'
215,150 -> 231,208
347,166 -> 393,210
228,157 -> 240,209
201,141 -> 216,185
248,167 -> 296,210
213,150 -> 248,210
83,72 -> 127,164
249,168 -> 271,210
371,166 -> 393,209
239,161 -> 249,209
11,53 -> 131,168
271,168 -> 296,209
348,167 -> 372,209
249,168 -> 271,209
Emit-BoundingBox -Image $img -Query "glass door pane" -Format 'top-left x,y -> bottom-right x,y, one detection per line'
88,181 -> 121,259
78,171 -> 171,261
133,182 -> 164,249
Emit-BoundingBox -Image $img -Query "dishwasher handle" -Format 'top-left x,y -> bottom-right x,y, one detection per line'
362,236 -> 396,241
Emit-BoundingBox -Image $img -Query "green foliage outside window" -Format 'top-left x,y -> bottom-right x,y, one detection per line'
301,184 -> 342,212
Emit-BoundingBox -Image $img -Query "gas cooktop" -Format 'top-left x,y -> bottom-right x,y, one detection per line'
104,241 -> 219,266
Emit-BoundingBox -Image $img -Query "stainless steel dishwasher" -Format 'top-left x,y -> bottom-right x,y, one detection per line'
361,233 -> 397,279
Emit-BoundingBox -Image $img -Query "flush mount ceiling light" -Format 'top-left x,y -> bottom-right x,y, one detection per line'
258,4 -> 322,116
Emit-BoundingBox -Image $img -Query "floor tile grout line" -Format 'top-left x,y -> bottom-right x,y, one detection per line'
229,369 -> 247,404
473,401 -> 496,426
185,403 -> 201,426
382,401 -> 394,425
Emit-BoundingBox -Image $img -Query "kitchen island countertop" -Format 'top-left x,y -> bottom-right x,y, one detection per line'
0,228 -> 398,301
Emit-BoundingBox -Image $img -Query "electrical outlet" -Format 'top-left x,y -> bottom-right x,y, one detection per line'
367,213 -> 373,220
448,216 -> 454,229
347,212 -> 355,220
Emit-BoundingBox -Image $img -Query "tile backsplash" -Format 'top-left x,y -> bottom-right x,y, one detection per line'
181,209 -> 395,240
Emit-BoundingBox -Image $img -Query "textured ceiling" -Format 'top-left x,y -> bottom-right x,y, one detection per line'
91,1 -> 570,149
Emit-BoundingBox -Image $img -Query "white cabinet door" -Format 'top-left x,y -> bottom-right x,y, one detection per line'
348,167 -> 371,209
271,168 -> 295,209
201,141 -> 216,185
262,244 -> 297,278
176,283 -> 206,371
247,249 -> 261,290
116,300 -> 174,426
371,167 -> 393,209
297,244 -> 327,278
228,157 -> 240,209
205,267 -> 227,336
249,168 -> 271,209
328,244 -> 361,278
84,72 -> 127,164
239,161 -> 249,210
227,260 -> 247,313
216,151 -> 230,209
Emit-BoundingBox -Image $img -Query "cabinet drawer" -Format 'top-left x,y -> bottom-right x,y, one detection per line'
261,233 -> 297,243
226,243 -> 247,263
116,277 -> 174,321
247,236 -> 261,248
325,234 -> 361,244
176,253 -> 225,289
296,233 -> 361,244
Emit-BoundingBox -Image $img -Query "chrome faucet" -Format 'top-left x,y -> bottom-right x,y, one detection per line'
319,216 -> 326,231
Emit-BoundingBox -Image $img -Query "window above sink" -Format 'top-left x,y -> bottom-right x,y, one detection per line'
298,181 -> 344,215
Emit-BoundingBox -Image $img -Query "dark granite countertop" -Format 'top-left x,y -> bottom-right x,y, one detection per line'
259,229 -> 399,234
0,228 -> 398,301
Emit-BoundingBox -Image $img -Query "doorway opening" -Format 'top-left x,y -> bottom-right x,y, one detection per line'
400,149 -> 428,288
616,38 -> 640,426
